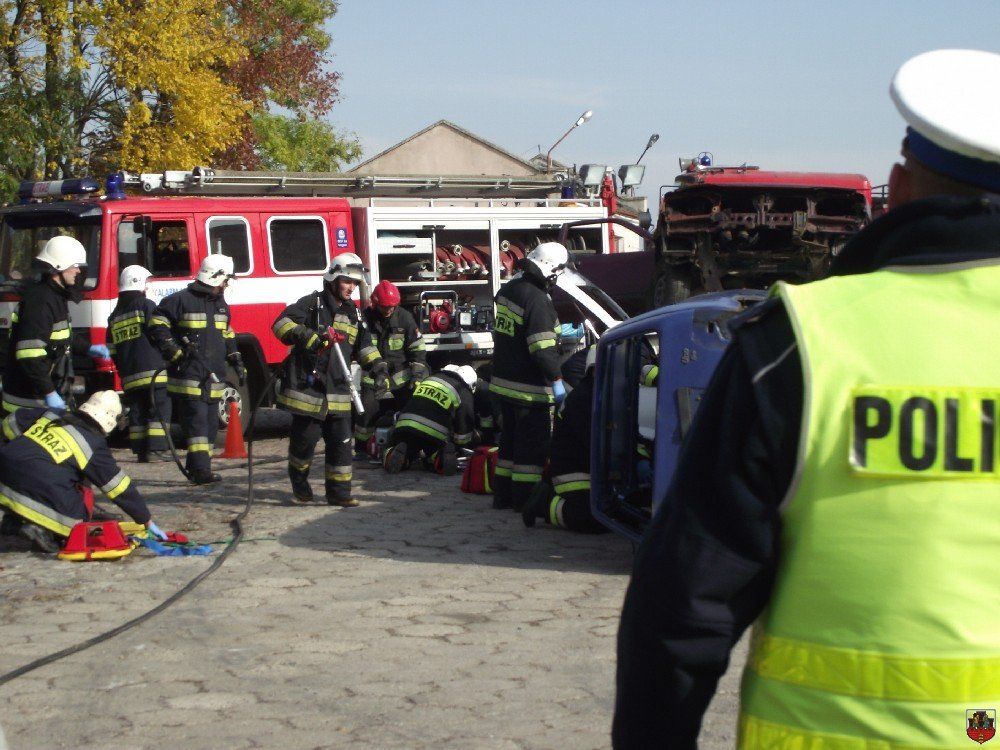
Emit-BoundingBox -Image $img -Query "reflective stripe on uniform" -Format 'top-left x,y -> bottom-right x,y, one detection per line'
149,314 -> 171,327
178,313 -> 208,328
277,390 -> 325,415
101,470 -> 132,500
14,338 -> 48,360
326,393 -> 352,412
187,437 -> 211,453
49,321 -> 70,341
488,377 -> 554,404
453,431 -> 473,446
495,296 -> 524,321
407,338 -> 425,352
2,393 -> 46,412
549,496 -> 566,527
288,455 -> 311,471
395,414 -> 448,442
0,482 -> 76,536
272,317 -> 299,340
552,472 -> 591,494
511,463 -> 543,483
122,370 -> 167,391
2,414 -> 21,441
325,464 -> 352,482
527,331 -> 557,353
495,458 -> 513,478
357,345 -> 380,365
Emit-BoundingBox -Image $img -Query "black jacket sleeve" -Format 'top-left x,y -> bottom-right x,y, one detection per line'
612,303 -> 800,749
403,313 -> 426,366
452,392 -> 476,446
13,290 -> 58,395
524,290 -> 562,382
83,447 -> 151,525
272,295 -> 321,349
147,295 -> 183,361
221,301 -> 238,358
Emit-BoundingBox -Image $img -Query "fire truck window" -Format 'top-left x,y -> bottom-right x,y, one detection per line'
117,219 -> 191,278
269,218 -> 328,273
1,218 -> 101,290
207,218 -> 251,274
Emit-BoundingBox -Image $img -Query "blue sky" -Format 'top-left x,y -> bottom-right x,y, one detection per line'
326,1 -> 999,204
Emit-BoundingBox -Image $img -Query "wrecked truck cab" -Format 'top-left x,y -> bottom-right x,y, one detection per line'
590,289 -> 766,542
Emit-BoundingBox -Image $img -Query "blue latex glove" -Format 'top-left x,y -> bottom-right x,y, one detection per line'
88,344 -> 110,359
636,459 -> 653,485
44,391 -> 66,410
146,521 -> 168,541
552,379 -> 566,406
559,322 -> 585,340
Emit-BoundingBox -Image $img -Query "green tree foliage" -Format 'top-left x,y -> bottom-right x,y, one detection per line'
251,113 -> 360,171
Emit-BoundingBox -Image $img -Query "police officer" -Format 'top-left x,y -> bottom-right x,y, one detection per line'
272,253 -> 384,506
522,347 -> 606,533
489,242 -> 568,511
107,265 -> 171,461
614,49 -> 1000,749
353,279 -> 427,450
2,236 -> 109,414
383,364 -> 477,475
147,255 -> 242,484
0,391 -> 164,552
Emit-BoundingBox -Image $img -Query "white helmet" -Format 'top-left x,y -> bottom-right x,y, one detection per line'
196,254 -> 235,287
324,253 -> 367,285
525,242 -> 569,283
36,236 -> 86,272
119,265 -> 152,293
78,390 -> 122,435
442,364 -> 478,391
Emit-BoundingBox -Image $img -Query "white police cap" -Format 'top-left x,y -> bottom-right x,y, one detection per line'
890,49 -> 1000,191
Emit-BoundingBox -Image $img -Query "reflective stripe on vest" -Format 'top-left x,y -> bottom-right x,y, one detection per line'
739,260 -> 1000,750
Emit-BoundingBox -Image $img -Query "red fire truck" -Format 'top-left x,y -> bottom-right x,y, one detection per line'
0,169 -> 633,422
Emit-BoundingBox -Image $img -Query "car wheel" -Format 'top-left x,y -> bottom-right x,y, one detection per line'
650,262 -> 697,309
218,366 -> 250,428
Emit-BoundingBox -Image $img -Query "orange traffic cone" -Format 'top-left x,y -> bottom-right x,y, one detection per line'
220,400 -> 247,459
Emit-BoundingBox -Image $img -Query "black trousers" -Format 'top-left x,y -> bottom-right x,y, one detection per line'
178,396 -> 218,474
546,488 -> 608,534
495,401 -> 551,511
354,386 -> 406,446
125,387 -> 171,455
386,426 -> 444,470
289,413 -> 353,501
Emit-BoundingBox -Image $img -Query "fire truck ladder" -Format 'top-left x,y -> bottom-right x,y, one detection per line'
118,167 -> 571,199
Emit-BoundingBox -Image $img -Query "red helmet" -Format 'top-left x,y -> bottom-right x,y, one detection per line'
370,280 -> 401,307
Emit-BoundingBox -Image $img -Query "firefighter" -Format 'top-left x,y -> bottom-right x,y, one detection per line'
107,265 -> 171,461
0,391 -> 164,553
353,279 -> 427,450
382,364 -> 477,475
147,255 -> 242,484
272,253 -> 385,506
488,241 -> 568,511
614,49 -> 1000,749
521,346 -> 607,533
1,236 -> 109,414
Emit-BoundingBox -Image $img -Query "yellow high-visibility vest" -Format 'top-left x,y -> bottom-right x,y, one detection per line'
739,259 -> 1000,749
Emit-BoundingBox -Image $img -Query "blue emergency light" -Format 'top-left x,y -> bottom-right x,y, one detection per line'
105,172 -> 127,200
17,178 -> 101,202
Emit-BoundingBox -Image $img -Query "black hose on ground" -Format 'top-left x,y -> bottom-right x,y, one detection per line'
0,368 -> 280,688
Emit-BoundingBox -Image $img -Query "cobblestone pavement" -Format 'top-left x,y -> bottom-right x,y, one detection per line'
0,413 -> 746,749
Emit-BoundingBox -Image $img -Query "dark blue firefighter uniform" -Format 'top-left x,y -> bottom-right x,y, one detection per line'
108,290 -> 171,456
0,408 -> 151,536
147,281 -> 236,476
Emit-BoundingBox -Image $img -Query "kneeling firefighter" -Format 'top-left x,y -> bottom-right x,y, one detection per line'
0,391 -> 164,552
522,346 -> 607,533
354,280 -> 427,450
147,255 -> 241,484
107,265 -> 171,461
489,242 -> 569,511
383,364 -> 478,475
272,253 -> 385,506
2,236 -> 110,414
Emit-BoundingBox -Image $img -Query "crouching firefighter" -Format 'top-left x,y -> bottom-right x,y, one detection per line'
354,280 -> 427,450
2,236 -> 110,414
108,265 -> 171,461
489,242 -> 569,511
272,253 -> 385,506
0,391 -> 164,552
147,255 -> 241,484
383,364 -> 478,476
522,346 -> 607,533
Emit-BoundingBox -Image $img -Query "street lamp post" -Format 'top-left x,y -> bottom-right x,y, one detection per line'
546,110 -> 593,172
636,133 -> 660,164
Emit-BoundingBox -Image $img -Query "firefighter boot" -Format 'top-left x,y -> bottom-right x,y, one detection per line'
19,522 -> 61,553
437,443 -> 457,477
190,470 -> 222,485
522,480 -> 554,528
288,466 -> 314,504
383,443 -> 409,474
